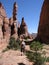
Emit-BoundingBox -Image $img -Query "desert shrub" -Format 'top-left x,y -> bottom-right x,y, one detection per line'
30,41 -> 43,51
33,52 -> 45,65
26,51 -> 45,65
7,37 -> 20,50
16,38 -> 21,49
29,41 -> 45,65
26,51 -> 33,62
46,57 -> 49,62
2,37 -> 21,52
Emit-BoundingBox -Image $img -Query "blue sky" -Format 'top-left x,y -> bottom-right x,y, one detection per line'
0,0 -> 44,33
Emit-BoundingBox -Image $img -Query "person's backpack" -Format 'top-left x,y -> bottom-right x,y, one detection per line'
21,44 -> 25,48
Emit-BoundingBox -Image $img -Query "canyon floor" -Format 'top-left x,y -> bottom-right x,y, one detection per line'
0,44 -> 49,65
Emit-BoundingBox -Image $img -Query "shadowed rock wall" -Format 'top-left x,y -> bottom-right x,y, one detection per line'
37,0 -> 49,43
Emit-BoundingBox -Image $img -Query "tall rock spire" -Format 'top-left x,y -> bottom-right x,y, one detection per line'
20,17 -> 28,36
10,2 -> 18,40
10,2 -> 18,35
13,2 -> 18,21
37,0 -> 49,43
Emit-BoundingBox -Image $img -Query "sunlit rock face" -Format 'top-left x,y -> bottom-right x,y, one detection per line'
37,0 -> 49,43
0,2 -> 10,39
0,2 -> 33,46
20,17 -> 33,39
0,18 -> 3,43
0,3 -> 10,50
0,3 -> 6,42
20,17 -> 28,36
8,2 -> 18,40
2,18 -> 11,39
0,2 -> 6,19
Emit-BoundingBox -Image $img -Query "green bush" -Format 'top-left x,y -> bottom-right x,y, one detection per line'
26,51 -> 45,65
46,57 -> 49,62
2,37 -> 21,52
30,41 -> 43,51
7,37 -> 20,50
33,52 -> 45,65
29,41 -> 45,65
16,38 -> 21,49
26,51 -> 33,62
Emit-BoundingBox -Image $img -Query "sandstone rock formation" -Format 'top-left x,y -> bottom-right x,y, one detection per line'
0,2 -> 33,48
0,2 -> 6,19
2,18 -> 11,39
0,2 -> 8,41
0,18 -> 3,43
0,3 -> 10,51
18,22 -> 20,36
10,2 -> 18,39
13,2 -> 18,21
37,0 -> 49,43
0,2 -> 18,42
20,17 -> 33,39
0,2 -> 10,41
20,17 -> 28,36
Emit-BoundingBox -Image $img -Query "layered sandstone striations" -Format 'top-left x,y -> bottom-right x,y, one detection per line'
37,0 -> 49,43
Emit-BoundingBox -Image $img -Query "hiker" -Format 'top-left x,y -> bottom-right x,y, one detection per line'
21,39 -> 25,55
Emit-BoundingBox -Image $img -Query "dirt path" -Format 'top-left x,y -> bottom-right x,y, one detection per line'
0,50 -> 33,65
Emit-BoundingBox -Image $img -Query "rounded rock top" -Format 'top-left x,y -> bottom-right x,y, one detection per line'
4,18 -> 9,24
